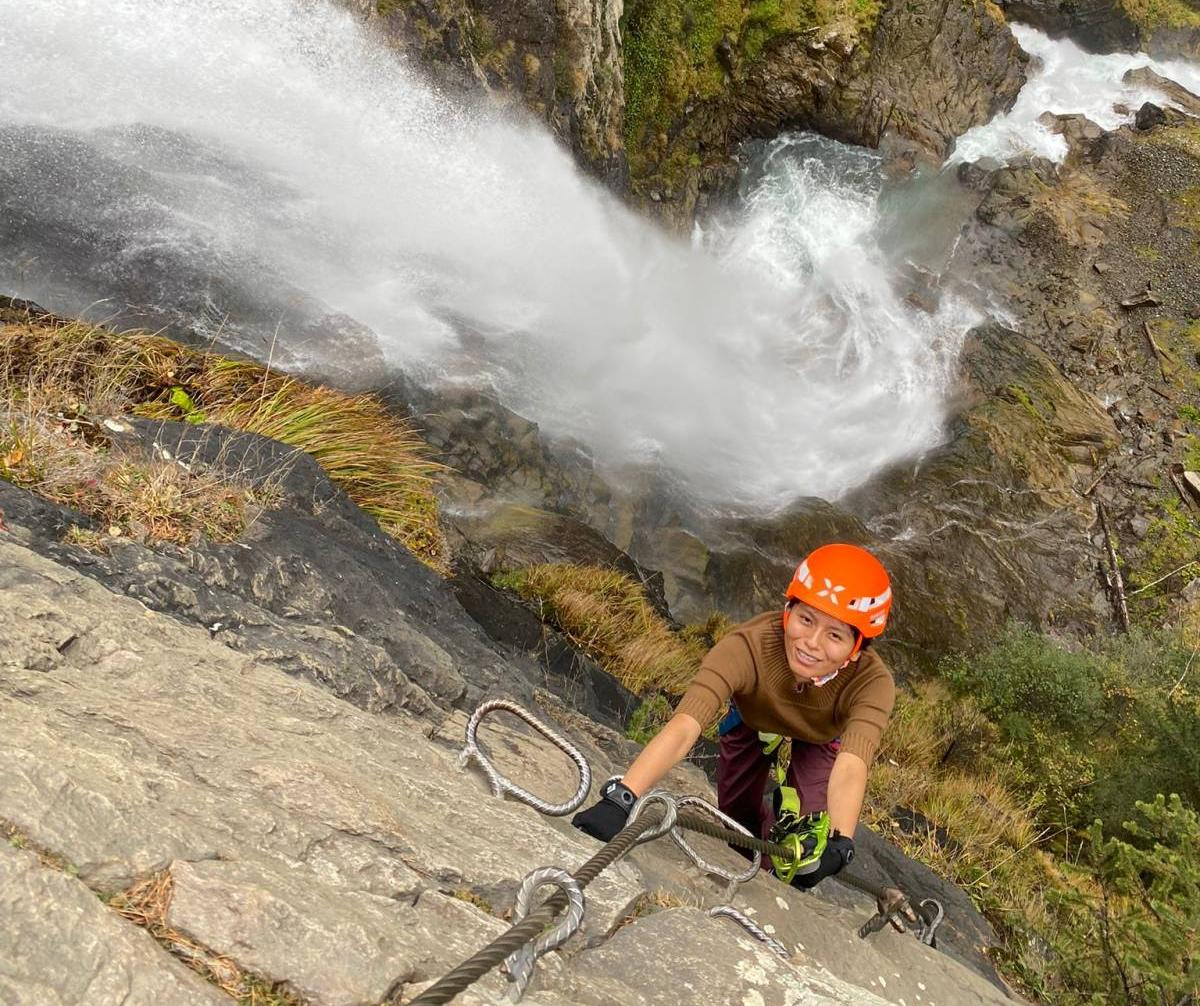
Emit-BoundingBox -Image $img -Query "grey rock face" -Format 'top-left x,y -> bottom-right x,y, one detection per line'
0,844 -> 229,1006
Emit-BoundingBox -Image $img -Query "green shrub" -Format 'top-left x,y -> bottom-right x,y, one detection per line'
1050,794 -> 1200,1005
942,623 -> 1110,735
942,624 -> 1200,833
626,693 -> 674,744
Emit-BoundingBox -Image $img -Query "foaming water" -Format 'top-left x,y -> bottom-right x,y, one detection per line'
0,0 -> 975,508
953,24 -> 1200,163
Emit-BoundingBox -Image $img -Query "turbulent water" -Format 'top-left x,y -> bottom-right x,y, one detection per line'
0,0 -> 977,509
953,23 -> 1200,163
0,4 -> 1195,509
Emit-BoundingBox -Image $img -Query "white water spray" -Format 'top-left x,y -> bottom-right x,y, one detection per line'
0,0 -> 975,508
953,24 -> 1200,164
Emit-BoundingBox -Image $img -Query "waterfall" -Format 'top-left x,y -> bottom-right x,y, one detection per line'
0,0 -> 985,508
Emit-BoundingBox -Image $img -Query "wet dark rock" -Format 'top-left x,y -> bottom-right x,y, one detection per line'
997,0 -> 1139,53
1135,101 -> 1168,131
0,418 -> 605,723
997,0 -> 1200,59
1126,66 -> 1200,117
716,34 -> 736,76
450,568 -> 644,729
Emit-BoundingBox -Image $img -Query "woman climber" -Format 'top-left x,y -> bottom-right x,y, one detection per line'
572,543 -> 895,889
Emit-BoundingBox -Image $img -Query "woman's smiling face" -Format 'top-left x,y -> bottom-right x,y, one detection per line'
783,600 -> 859,683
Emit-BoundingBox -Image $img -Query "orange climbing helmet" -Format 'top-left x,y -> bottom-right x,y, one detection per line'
785,543 -> 892,653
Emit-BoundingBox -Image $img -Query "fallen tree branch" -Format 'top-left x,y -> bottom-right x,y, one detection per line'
1082,464 -> 1111,496
1142,321 -> 1170,382
1167,466 -> 1200,514
1098,504 -> 1130,632
1128,559 -> 1200,596
1168,642 -> 1199,698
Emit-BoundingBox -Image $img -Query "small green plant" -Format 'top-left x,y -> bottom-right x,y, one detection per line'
626,693 -> 674,743
1119,0 -> 1200,31
169,385 -> 206,424
448,887 -> 496,915
1050,794 -> 1200,1004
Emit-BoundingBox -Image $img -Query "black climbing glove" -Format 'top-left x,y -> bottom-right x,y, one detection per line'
571,779 -> 637,842
790,832 -> 855,889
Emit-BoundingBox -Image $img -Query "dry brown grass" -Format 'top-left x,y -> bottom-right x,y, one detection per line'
0,313 -> 447,567
109,871 -> 304,1006
492,563 -> 731,695
864,682 -> 1072,991
1,405 -> 266,546
612,888 -> 697,932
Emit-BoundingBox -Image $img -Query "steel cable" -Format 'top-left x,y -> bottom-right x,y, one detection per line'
672,811 -> 892,902
406,812 -> 660,1006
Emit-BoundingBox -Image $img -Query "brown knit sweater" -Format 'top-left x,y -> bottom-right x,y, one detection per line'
674,611 -> 895,765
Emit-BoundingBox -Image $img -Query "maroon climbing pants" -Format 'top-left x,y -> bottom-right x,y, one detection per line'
716,720 -> 840,845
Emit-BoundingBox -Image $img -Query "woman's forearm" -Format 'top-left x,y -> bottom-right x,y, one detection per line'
621,712 -> 703,795
826,750 -> 868,837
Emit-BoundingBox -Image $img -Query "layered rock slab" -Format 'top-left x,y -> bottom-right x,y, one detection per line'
0,537 -> 641,1003
0,843 -> 228,1006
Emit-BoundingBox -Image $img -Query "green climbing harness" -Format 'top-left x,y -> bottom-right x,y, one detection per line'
768,787 -> 831,884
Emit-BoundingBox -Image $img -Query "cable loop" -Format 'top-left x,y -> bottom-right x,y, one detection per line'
708,904 -> 790,958
503,867 -> 585,1002
627,788 -> 678,845
670,795 -> 761,887
460,698 -> 592,816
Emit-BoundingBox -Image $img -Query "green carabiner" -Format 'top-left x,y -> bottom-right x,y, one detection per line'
768,788 -> 831,884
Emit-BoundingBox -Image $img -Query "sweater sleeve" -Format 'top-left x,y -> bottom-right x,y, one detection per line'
836,656 -> 896,766
673,630 -> 757,731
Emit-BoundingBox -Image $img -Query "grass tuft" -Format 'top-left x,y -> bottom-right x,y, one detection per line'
109,872 -> 305,1006
613,887 -> 697,932
492,563 -> 730,696
0,315 -> 446,567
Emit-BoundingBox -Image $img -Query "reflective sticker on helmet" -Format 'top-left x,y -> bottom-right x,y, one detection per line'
846,586 -> 892,612
816,578 -> 846,605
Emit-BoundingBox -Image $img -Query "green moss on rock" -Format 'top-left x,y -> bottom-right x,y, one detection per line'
621,0 -> 879,181
1120,0 -> 1200,32
1129,496 -> 1200,622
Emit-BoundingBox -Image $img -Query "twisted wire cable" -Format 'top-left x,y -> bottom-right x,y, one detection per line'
708,904 -> 791,958
503,867 -> 585,1001
459,698 -> 592,816
407,812 -> 660,1006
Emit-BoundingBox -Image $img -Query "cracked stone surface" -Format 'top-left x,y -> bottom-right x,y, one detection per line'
1,534 -> 1021,1006
0,843 -> 229,1006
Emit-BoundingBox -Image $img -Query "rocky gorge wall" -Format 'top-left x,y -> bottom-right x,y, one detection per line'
997,0 -> 1200,58
349,0 -> 1029,226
